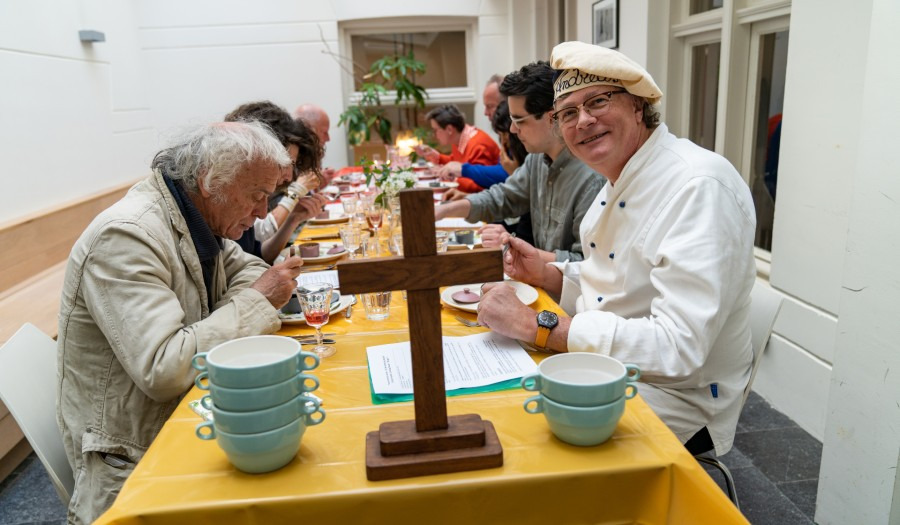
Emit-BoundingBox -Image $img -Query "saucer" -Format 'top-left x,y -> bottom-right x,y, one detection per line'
440,281 -> 538,313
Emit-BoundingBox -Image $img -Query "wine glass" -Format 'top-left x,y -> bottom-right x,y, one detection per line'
366,203 -> 384,252
339,225 -> 361,259
296,283 -> 335,359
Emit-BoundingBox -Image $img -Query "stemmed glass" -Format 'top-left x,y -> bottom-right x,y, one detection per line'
296,283 -> 335,359
366,203 -> 384,253
339,225 -> 361,259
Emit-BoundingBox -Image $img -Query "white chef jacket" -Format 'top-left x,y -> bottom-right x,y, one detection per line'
555,124 -> 756,455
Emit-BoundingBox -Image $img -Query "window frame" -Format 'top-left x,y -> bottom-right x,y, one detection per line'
338,18 -> 478,111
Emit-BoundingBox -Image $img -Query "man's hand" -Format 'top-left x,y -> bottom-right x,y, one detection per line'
478,224 -> 508,248
252,253 -> 303,308
414,145 -> 440,164
501,234 -> 547,287
291,194 -> 327,222
476,282 -> 537,341
500,149 -> 519,174
441,188 -> 467,202
438,162 -> 462,181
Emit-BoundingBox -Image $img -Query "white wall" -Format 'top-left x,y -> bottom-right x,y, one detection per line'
815,0 -> 900,521
0,0 -> 535,226
0,0 -> 154,225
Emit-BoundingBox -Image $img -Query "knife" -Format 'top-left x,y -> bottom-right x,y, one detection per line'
298,339 -> 336,345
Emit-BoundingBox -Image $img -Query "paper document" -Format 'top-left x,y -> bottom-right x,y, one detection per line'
435,217 -> 484,229
295,270 -> 340,289
367,332 -> 537,394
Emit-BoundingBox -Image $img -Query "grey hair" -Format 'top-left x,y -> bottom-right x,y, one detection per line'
486,74 -> 505,88
151,121 -> 290,199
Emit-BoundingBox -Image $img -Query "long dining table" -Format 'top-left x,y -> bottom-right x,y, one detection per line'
94,219 -> 748,525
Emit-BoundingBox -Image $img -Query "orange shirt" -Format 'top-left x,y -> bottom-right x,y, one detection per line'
437,126 -> 500,193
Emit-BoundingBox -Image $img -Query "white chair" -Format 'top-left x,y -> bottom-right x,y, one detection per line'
0,323 -> 74,505
695,283 -> 784,509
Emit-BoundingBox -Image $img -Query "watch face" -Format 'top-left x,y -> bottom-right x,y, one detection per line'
537,310 -> 559,329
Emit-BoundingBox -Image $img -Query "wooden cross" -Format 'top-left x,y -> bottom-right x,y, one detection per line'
337,188 -> 504,481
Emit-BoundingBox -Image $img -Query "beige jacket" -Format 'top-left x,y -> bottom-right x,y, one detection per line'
56,171 -> 281,524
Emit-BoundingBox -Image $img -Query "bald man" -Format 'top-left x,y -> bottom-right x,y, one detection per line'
294,104 -> 336,184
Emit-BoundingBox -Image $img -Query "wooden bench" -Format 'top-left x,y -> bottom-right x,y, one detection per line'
0,180 -> 135,482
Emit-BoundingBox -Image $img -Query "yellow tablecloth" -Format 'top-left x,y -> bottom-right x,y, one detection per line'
95,223 -> 748,525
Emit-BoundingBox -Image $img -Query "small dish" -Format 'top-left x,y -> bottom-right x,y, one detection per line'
440,281 -> 539,313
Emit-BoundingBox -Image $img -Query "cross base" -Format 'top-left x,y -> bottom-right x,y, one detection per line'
365,414 -> 503,481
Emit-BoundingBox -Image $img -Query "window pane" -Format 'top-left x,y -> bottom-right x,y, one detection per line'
689,42 -> 721,152
350,32 -> 467,91
750,30 -> 789,251
689,0 -> 723,15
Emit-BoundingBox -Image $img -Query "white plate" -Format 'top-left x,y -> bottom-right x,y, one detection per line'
308,212 -> 349,225
440,281 -> 539,313
279,294 -> 353,325
291,242 -> 347,264
415,180 -> 459,190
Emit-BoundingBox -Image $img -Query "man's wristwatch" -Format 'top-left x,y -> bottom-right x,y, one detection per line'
534,310 -> 559,349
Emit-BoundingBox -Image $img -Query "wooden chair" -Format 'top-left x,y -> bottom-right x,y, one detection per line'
0,323 -> 74,505
694,284 -> 784,509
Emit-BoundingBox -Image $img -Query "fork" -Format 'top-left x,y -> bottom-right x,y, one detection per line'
453,315 -> 482,328
299,263 -> 336,273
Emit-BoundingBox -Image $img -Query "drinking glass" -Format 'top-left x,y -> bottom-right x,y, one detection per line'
339,225 -> 361,259
362,291 -> 392,321
359,231 -> 372,257
341,195 -> 359,216
391,231 -> 404,256
296,283 -> 335,358
435,231 -> 450,253
366,203 -> 384,250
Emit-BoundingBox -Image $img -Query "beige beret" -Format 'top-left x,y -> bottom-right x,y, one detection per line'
550,41 -> 663,105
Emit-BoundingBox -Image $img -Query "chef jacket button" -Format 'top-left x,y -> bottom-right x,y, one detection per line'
619,201 -> 626,208
609,252 -> 614,259
600,201 -> 606,206
590,242 -> 596,248
597,296 -> 603,303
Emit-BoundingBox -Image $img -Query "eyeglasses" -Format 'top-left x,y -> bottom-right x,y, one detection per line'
509,112 -> 542,126
551,90 -> 628,128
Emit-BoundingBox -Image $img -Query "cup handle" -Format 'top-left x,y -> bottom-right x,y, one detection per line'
521,374 -> 541,392
523,395 -> 543,414
298,374 -> 319,393
305,407 -> 326,426
195,420 -> 216,440
191,353 -> 208,372
625,364 -> 641,382
194,371 -> 210,390
200,395 -> 214,411
297,395 -> 321,415
299,351 -> 320,372
624,383 -> 638,400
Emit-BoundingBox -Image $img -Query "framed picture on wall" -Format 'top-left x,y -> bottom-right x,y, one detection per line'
592,0 -> 619,49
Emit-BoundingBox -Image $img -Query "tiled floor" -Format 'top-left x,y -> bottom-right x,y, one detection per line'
0,391 -> 821,525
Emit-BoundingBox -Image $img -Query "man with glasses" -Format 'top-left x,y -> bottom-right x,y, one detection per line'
477,42 -> 757,457
434,61 -> 604,263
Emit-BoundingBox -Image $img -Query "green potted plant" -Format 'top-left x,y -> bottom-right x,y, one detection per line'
338,51 -> 429,147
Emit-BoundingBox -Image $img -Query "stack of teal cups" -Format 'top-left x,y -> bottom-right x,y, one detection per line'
191,335 -> 326,473
521,353 -> 640,446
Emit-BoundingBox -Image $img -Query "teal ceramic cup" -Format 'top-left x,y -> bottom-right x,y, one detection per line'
196,394 -> 325,435
521,353 -> 640,407
200,373 -> 319,412
192,335 -> 319,390
196,416 -> 306,474
523,393 -> 626,446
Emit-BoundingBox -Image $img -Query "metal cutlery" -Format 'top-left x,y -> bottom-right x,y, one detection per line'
288,333 -> 336,340
299,263 -> 337,273
298,339 -> 336,345
453,315 -> 482,328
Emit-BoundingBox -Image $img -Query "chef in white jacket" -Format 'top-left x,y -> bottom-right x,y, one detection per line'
477,41 -> 757,455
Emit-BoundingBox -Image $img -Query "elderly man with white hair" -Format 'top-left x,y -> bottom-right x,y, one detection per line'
478,41 -> 757,456
56,121 -> 304,524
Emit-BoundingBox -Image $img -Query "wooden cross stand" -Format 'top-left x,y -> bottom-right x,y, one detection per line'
337,188 -> 504,481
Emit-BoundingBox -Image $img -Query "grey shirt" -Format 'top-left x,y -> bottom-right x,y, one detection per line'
465,148 -> 605,262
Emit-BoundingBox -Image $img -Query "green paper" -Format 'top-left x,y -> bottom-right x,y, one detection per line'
368,370 -> 523,405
